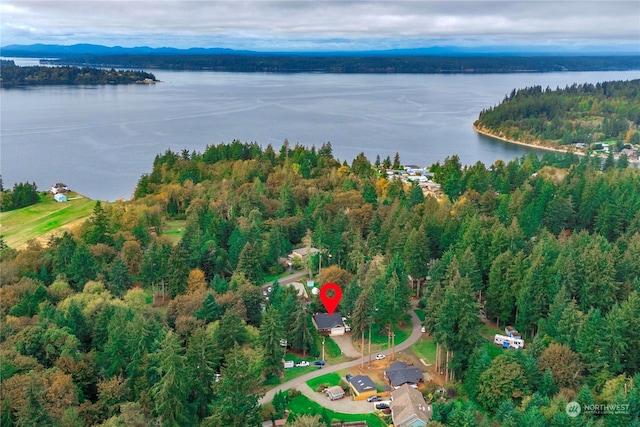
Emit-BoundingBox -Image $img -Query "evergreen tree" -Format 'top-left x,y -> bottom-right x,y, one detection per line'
150,331 -> 191,427
194,293 -> 223,323
167,244 -> 190,298
205,346 -> 262,427
259,307 -> 285,379
68,244 -> 98,291
186,327 -> 218,421
107,257 -> 132,297
290,304 -> 315,356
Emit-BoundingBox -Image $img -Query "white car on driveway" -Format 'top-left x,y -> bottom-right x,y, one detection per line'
375,353 -> 386,360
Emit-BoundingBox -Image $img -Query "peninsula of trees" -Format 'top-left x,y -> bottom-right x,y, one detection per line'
0,60 -> 157,87
2,141 -> 639,426
475,79 -> 640,156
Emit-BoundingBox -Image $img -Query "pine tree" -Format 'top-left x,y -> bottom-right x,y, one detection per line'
150,331 -> 191,426
259,307 -> 285,379
204,346 -> 262,427
107,257 -> 132,297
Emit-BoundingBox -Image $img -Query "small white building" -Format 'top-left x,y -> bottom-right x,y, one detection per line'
54,193 -> 68,203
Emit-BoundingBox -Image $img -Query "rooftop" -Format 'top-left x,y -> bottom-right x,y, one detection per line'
391,384 -> 432,427
348,375 -> 377,394
313,312 -> 344,330
385,361 -> 424,388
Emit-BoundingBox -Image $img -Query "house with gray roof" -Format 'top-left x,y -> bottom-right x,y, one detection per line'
384,361 -> 424,389
347,375 -> 378,400
313,312 -> 345,336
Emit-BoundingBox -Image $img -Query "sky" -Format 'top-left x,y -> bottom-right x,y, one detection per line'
1,0 -> 639,52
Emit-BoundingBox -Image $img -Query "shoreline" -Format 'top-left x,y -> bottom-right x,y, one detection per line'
473,124 -> 577,156
474,123 -> 640,165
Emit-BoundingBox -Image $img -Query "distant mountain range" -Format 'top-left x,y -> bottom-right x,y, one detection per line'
3,43 -> 639,58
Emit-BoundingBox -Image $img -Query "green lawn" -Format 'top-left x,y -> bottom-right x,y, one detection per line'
162,220 -> 186,244
366,319 -> 411,348
479,323 -> 501,340
0,192 -> 95,248
263,354 -> 319,387
317,335 -> 350,365
414,308 -> 426,322
306,372 -> 342,391
412,339 -> 437,364
287,393 -> 386,427
484,341 -> 504,360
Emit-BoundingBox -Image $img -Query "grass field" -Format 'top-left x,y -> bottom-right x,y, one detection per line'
306,372 -> 342,391
411,338 -> 437,363
0,192 -> 95,248
287,393 -> 386,427
162,219 -> 186,244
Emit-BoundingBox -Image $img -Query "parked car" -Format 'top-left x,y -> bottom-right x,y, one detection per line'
375,353 -> 386,360
375,403 -> 390,410
421,326 -> 426,333
295,361 -> 310,367
313,360 -> 325,366
367,395 -> 382,402
345,374 -> 353,381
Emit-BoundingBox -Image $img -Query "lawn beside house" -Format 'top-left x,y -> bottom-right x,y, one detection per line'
306,373 -> 342,391
0,191 -> 94,249
287,393 -> 386,427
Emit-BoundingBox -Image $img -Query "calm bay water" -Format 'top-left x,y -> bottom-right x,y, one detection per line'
1,64 -> 638,201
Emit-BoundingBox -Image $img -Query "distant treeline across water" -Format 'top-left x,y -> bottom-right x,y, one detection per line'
48,54 -> 640,73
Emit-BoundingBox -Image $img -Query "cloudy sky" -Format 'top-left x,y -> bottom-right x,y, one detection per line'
2,1 -> 639,52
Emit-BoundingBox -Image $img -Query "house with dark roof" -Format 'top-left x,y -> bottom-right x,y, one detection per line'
384,361 -> 424,389
391,384 -> 432,427
313,312 -> 345,336
347,375 -> 378,401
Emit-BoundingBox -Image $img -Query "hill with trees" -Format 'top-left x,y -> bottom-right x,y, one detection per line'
45,54 -> 640,74
475,79 -> 640,157
0,60 -> 157,87
1,140 -> 639,426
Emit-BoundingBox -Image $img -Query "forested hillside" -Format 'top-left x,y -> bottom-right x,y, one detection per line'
1,141 -> 639,426
475,79 -> 640,152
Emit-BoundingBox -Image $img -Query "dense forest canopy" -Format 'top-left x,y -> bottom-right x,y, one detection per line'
48,54 -> 640,73
0,60 -> 157,87
2,138 -> 640,426
475,79 -> 640,153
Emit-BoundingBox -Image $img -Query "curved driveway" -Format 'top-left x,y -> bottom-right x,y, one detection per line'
259,310 -> 423,410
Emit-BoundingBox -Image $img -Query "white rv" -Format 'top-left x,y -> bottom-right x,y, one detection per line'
494,334 -> 524,349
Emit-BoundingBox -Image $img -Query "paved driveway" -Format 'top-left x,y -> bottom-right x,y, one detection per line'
330,333 -> 361,358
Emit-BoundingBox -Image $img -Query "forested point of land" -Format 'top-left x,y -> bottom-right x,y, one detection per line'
475,79 -> 640,155
0,60 -> 157,87
2,140 -> 640,426
48,54 -> 640,73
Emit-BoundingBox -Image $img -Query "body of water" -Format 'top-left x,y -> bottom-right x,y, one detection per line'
2,64 -> 638,201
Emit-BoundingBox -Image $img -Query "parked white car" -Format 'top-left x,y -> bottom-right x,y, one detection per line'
296,361 -> 310,367
375,353 -> 386,360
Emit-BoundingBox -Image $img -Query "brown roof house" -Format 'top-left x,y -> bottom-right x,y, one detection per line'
391,384 -> 432,427
384,361 -> 424,390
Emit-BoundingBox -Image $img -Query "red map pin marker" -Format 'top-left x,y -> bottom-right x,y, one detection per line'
319,283 -> 342,316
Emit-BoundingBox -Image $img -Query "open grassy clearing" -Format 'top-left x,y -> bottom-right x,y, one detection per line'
411,338 -> 438,364
306,372 -> 342,391
162,219 -> 186,244
0,192 -> 94,248
287,393 -> 386,427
